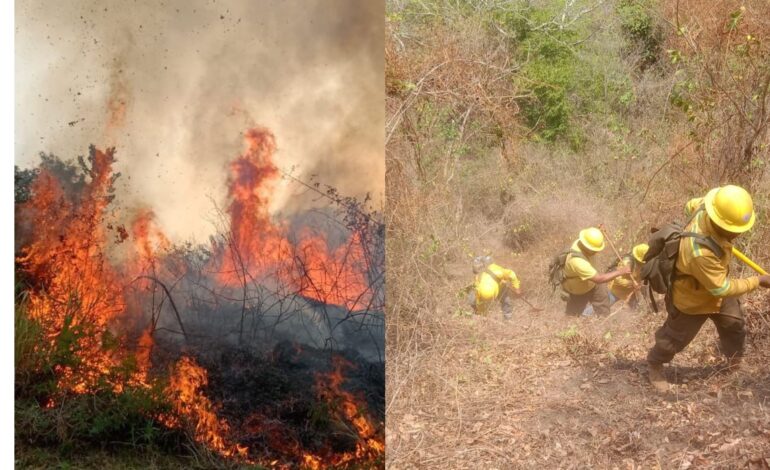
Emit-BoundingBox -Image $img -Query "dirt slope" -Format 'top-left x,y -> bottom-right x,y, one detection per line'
386,253 -> 770,469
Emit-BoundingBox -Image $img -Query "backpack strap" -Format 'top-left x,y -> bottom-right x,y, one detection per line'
568,250 -> 587,261
670,205 -> 723,302
483,266 -> 502,285
680,232 -> 724,258
683,204 -> 707,227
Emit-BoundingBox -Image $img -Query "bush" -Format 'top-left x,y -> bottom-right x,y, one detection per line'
15,292 -> 187,458
15,294 -> 58,401
493,2 -> 632,143
617,0 -> 663,70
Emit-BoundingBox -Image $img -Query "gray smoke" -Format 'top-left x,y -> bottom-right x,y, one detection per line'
15,0 -> 384,242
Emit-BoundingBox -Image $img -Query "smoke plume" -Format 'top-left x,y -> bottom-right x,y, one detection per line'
15,0 -> 384,241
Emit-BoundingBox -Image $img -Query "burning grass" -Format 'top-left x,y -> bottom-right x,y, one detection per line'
15,127 -> 384,468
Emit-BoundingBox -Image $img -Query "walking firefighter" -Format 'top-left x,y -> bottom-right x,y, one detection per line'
644,185 -> 770,392
549,227 -> 631,317
468,255 -> 521,320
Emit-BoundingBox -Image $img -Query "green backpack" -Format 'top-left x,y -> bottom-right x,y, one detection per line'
639,209 -> 723,311
548,249 -> 587,291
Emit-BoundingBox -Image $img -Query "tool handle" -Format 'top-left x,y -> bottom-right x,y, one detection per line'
732,247 -> 768,275
519,296 -> 544,312
598,224 -> 640,289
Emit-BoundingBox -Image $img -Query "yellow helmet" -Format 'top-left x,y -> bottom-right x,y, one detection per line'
578,227 -> 605,252
704,185 -> 755,233
476,277 -> 499,301
632,243 -> 649,263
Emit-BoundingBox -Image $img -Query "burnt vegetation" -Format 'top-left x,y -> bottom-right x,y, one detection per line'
15,140 -> 385,469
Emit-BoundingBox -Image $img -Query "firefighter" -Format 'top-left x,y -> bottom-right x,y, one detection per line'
468,255 -> 521,320
561,227 -> 630,317
607,243 -> 649,308
647,185 -> 770,392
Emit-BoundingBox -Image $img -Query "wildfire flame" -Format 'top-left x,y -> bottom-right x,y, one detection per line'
17,147 -> 127,393
312,356 -> 385,465
242,354 -> 384,469
16,127 -> 381,467
164,356 -> 248,459
213,128 -> 372,311
131,208 -> 171,267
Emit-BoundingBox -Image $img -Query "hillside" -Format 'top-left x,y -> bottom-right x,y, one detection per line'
385,0 -> 770,467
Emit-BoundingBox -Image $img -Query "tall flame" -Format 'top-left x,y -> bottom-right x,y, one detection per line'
213,128 -> 372,311
17,147 -> 126,393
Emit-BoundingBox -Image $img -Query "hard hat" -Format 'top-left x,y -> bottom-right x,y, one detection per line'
578,227 -> 605,252
704,185 -> 755,233
472,255 -> 493,274
632,243 -> 649,263
476,278 -> 499,301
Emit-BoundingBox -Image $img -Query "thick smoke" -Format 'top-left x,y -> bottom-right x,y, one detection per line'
15,0 -> 384,242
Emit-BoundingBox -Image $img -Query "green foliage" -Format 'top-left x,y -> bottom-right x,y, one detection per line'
309,399 -> 332,431
15,292 -> 184,457
14,165 -> 37,203
15,297 -> 58,399
493,4 -> 578,141
557,324 -> 579,339
617,0 -> 663,70
16,381 -> 177,448
492,2 -> 632,143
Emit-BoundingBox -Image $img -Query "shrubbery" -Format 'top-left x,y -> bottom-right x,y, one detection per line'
15,295 -> 187,462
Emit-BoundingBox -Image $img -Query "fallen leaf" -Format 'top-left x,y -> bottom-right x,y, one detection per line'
718,438 -> 742,453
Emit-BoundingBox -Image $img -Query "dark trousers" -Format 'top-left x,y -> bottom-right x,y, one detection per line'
565,283 -> 610,316
647,294 -> 745,365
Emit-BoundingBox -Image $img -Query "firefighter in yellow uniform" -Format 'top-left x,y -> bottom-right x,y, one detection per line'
607,243 -> 649,307
562,227 -> 631,317
647,185 -> 770,392
469,256 -> 521,320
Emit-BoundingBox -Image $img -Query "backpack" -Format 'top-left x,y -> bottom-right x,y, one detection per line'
639,209 -> 724,311
548,249 -> 587,291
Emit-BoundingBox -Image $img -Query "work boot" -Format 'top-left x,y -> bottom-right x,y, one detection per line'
648,362 -> 669,393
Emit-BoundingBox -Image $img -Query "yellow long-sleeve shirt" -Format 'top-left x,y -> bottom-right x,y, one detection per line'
672,197 -> 759,314
475,263 -> 520,300
609,256 -> 641,301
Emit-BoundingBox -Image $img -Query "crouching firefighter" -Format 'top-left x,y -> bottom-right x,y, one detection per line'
549,227 -> 631,317
468,256 -> 521,320
644,185 -> 770,392
607,243 -> 650,308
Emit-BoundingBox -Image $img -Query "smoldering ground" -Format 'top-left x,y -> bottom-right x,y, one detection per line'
16,0 -> 384,242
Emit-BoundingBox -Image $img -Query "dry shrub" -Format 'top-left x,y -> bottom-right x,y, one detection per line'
661,0 -> 770,189
386,1 -> 770,468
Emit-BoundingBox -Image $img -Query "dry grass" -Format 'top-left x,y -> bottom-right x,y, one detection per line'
386,1 -> 770,468
388,304 -> 770,468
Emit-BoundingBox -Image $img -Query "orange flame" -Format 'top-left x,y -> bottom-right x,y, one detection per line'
16,127 -> 381,465
213,128 -> 371,311
313,356 -> 384,465
17,148 -> 127,393
131,208 -> 171,266
164,356 -> 248,459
